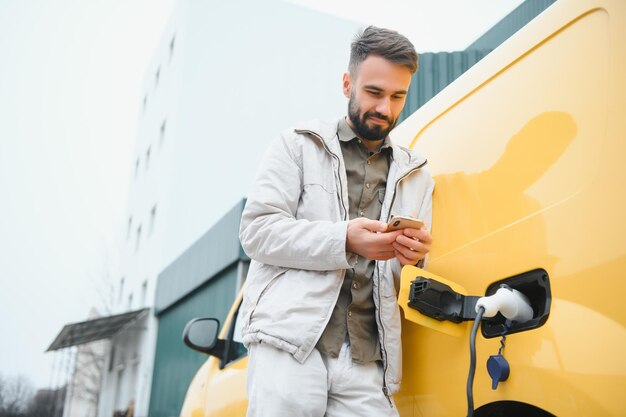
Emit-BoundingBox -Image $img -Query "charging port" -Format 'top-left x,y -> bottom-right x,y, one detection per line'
481,269 -> 551,338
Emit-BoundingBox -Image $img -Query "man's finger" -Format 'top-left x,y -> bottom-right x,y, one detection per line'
402,227 -> 421,238
416,228 -> 432,243
360,218 -> 388,233
395,235 -> 428,253
394,250 -> 414,266
377,230 -> 403,244
393,242 -> 419,261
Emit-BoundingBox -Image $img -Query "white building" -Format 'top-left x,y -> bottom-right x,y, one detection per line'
97,1 -> 360,416
62,309 -> 108,417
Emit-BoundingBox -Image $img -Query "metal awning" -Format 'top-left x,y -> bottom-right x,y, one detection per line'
47,308 -> 150,351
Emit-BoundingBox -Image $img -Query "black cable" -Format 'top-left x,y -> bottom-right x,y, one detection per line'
467,306 -> 485,417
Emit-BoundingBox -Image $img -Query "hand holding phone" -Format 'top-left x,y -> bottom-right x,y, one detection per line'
387,216 -> 431,266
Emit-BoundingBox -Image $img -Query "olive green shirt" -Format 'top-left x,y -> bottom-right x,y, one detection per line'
316,118 -> 392,364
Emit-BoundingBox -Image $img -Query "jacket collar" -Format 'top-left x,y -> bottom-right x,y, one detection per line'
294,118 -> 427,172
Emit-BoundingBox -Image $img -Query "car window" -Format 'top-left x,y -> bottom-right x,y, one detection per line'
233,304 -> 244,343
223,303 -> 247,366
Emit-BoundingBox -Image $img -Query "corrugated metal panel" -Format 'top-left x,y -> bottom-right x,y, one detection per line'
398,50 -> 491,123
465,0 -> 556,51
148,266 -> 238,417
155,199 -> 249,314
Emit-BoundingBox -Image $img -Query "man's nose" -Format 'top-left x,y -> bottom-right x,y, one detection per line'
375,97 -> 391,117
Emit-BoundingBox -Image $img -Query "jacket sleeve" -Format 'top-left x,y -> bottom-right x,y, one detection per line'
240,132 -> 355,271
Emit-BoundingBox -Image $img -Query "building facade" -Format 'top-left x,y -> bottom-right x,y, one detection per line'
99,1 -> 360,416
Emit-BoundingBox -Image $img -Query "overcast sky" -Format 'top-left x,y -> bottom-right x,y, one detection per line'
0,0 -> 523,390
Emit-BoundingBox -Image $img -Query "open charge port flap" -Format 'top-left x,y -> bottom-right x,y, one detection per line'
408,277 -> 479,323
481,269 -> 552,338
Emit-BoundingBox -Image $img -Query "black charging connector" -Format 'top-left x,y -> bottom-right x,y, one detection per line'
408,277 -> 479,323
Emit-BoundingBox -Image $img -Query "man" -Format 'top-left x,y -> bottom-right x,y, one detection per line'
239,26 -> 434,417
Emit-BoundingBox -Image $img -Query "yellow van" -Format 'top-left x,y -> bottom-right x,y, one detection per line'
179,0 -> 626,415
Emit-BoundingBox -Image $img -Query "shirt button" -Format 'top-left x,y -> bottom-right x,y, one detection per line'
353,282 -> 358,289
359,210 -> 364,216
367,160 -> 371,165
348,310 -> 352,317
366,183 -> 370,189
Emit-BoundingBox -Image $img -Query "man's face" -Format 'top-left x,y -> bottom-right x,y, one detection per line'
344,55 -> 413,142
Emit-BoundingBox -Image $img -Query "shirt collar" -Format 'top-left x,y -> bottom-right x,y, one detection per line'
337,117 -> 393,152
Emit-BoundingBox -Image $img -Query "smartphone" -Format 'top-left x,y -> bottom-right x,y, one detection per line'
385,216 -> 425,232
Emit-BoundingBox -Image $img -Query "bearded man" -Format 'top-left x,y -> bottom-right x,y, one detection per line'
239,26 -> 434,417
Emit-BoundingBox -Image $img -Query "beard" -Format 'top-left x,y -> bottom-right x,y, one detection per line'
348,94 -> 397,141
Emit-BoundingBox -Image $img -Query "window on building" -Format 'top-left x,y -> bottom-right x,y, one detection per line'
159,120 -> 166,147
155,67 -> 160,88
114,368 -> 125,408
145,147 -> 151,171
118,277 -> 125,304
128,293 -> 133,310
141,280 -> 148,307
126,217 -> 132,240
108,345 -> 116,372
143,94 -> 148,112
169,35 -> 176,61
135,158 -> 140,178
149,205 -> 157,235
136,225 -> 142,252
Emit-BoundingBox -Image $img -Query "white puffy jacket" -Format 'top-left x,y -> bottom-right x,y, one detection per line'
239,118 -> 434,396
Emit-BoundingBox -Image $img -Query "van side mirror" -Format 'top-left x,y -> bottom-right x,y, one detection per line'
182,318 -> 225,358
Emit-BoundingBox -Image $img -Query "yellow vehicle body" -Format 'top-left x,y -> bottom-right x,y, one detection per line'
179,295 -> 249,417
180,0 -> 626,415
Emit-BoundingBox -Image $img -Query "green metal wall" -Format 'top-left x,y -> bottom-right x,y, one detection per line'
465,0 -> 556,51
154,199 -> 248,315
148,264 -> 238,417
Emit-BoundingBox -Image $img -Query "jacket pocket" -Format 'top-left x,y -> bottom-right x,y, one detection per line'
302,164 -> 336,193
248,268 -> 287,323
298,183 -> 339,221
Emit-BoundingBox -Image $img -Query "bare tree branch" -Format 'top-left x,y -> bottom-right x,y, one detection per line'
0,375 -> 35,416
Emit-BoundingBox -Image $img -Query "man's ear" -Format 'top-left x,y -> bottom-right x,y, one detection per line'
342,72 -> 351,98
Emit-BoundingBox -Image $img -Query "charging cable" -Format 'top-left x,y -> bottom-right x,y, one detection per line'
467,305 -> 485,417
466,286 -> 534,417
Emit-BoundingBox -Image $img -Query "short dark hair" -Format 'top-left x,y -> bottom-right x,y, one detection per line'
349,26 -> 418,76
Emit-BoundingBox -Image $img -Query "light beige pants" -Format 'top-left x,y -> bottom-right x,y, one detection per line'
246,340 -> 399,417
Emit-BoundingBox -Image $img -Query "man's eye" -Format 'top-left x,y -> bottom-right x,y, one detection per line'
392,95 -> 406,100
367,90 -> 381,96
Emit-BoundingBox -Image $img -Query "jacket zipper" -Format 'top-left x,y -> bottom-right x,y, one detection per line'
294,129 -> 348,221
296,128 -> 427,401
378,158 -> 428,403
291,129 -> 349,361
